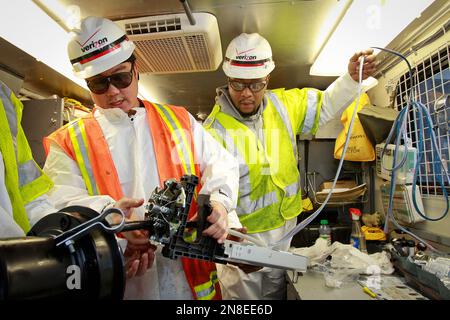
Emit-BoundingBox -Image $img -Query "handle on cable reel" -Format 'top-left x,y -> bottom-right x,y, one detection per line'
54,207 -> 125,251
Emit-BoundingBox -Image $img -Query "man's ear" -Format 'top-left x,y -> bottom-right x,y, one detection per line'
134,63 -> 140,80
265,75 -> 270,87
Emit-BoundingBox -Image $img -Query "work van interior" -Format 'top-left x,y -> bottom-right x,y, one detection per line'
0,0 -> 449,300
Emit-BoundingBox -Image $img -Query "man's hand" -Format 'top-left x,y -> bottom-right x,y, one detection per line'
202,201 -> 229,244
348,49 -> 377,81
124,242 -> 157,279
112,197 -> 149,245
114,197 -> 145,218
113,197 -> 157,278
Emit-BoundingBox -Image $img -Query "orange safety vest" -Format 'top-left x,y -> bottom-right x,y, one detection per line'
44,100 -> 221,300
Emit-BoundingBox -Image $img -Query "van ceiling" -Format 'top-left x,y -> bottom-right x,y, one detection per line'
0,0 -> 343,115
2,0 -> 443,116
56,0 -> 342,116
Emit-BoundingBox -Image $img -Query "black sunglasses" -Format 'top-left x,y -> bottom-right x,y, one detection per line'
228,80 -> 267,93
87,64 -> 135,94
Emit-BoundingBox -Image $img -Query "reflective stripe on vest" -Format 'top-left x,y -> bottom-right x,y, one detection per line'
285,179 -> 301,197
267,92 -> 298,158
153,103 -> 195,175
0,81 -> 53,232
153,103 -> 200,202
183,228 -> 198,243
19,160 -> 41,186
302,90 -> 319,134
194,270 -> 219,300
67,119 -> 100,196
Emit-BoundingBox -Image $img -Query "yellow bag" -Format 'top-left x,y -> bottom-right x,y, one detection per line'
334,93 -> 375,161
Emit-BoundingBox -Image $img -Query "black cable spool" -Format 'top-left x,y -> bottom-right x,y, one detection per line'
0,206 -> 125,300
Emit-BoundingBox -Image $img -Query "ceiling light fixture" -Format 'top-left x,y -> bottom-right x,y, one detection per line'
310,0 -> 435,77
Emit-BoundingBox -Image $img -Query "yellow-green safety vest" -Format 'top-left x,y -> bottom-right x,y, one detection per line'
0,81 -> 53,233
204,88 -> 323,233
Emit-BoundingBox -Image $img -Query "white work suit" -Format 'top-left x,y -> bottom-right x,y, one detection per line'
215,72 -> 367,300
43,105 -> 239,299
0,150 -> 56,238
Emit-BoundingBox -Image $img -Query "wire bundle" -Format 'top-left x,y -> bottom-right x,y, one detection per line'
374,47 -> 449,253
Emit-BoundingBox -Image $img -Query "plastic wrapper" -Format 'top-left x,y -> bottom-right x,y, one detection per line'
291,238 -> 394,288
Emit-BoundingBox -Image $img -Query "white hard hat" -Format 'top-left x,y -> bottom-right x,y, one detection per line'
222,33 -> 275,79
67,16 -> 136,79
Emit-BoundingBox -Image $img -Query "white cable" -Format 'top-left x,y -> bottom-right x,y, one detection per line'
227,228 -> 267,247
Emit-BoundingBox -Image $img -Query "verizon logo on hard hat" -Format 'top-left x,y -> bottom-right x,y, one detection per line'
235,48 -> 256,60
80,37 -> 108,53
76,28 -> 108,53
235,54 -> 257,60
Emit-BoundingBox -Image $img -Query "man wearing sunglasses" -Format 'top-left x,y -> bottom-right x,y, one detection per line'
43,17 -> 239,300
204,33 -> 377,300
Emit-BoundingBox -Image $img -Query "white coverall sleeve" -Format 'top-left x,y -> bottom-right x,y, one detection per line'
319,72 -> 364,126
25,194 -> 58,227
0,206 -> 24,238
189,114 -> 239,215
226,210 -> 243,229
43,142 -> 115,213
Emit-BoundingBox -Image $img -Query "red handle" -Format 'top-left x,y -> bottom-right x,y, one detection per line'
349,207 -> 362,216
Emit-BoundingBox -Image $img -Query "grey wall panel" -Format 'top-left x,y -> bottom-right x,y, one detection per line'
21,98 -> 64,168
0,68 -> 23,97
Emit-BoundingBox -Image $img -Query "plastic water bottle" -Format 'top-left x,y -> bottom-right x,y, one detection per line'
349,208 -> 367,253
319,219 -> 332,246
